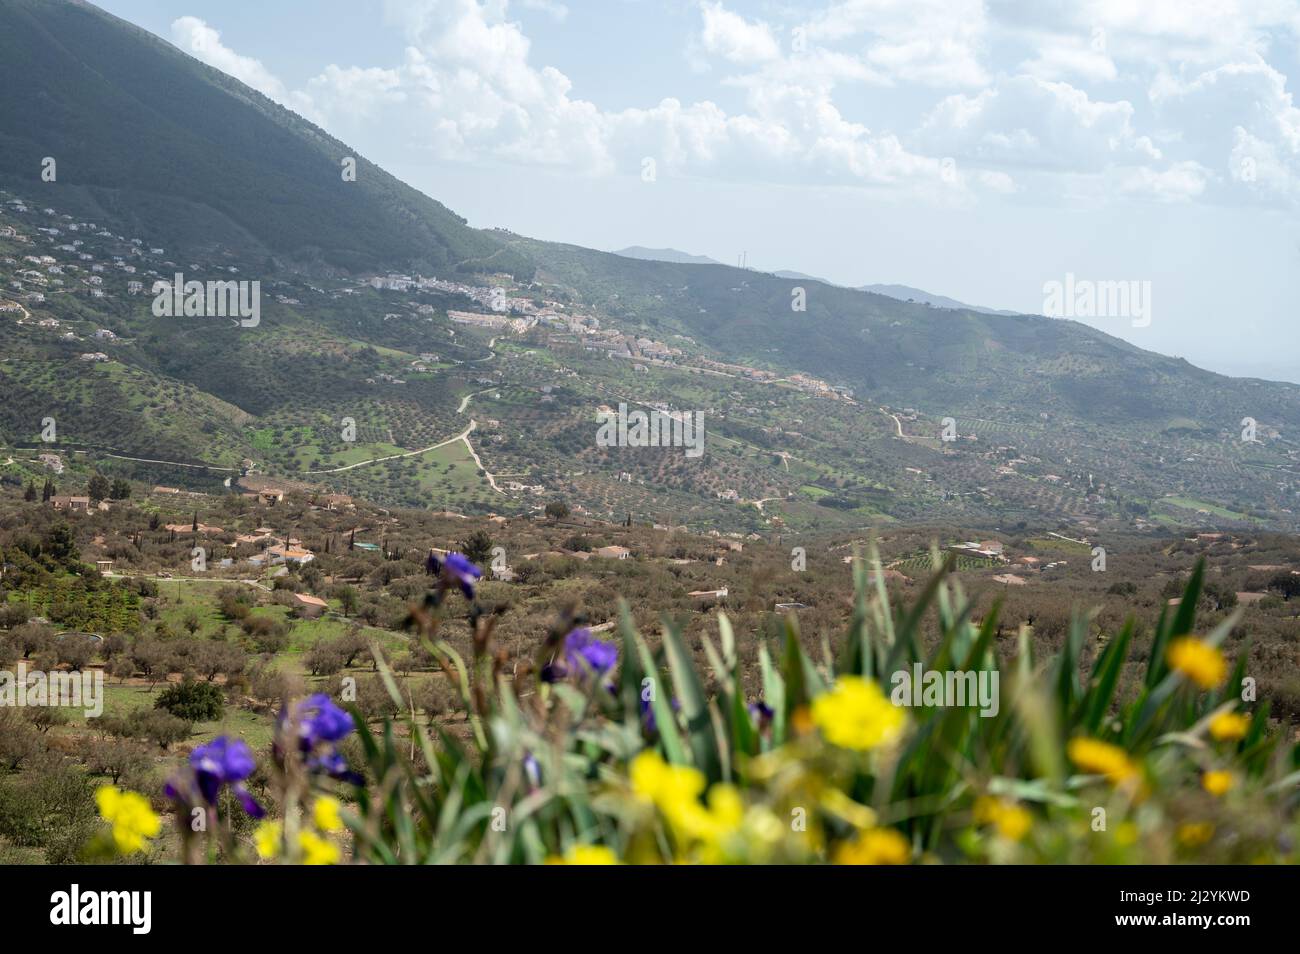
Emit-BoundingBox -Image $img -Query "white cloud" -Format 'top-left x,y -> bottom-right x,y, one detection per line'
297,0 -> 966,194
170,16 -> 316,119
697,2 -> 780,65
804,0 -> 990,87
1151,57 -> 1300,199
1111,160 -> 1210,201
167,0 -> 1300,209
917,76 -> 1158,171
1018,34 -> 1117,83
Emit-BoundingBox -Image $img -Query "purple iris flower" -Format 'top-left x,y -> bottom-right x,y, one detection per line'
286,694 -> 362,785
748,701 -> 774,728
566,628 -> 617,674
426,550 -> 482,598
165,735 -> 264,818
523,751 -> 542,789
541,627 -> 618,683
297,694 -> 355,750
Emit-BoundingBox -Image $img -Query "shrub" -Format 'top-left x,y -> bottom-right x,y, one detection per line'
304,642 -> 346,677
155,679 -> 225,722
94,709 -> 192,749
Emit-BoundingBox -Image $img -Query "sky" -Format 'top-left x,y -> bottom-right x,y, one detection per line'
97,0 -> 1300,383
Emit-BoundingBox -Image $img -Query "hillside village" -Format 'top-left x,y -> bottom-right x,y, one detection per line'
3,188 -> 1298,544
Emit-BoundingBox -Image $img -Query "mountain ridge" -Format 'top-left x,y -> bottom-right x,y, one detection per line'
615,248 -> 1021,316
2,0 -> 1297,533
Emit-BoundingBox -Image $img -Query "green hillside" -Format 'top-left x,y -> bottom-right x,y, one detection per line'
1,0 -> 1297,534
0,0 -> 527,276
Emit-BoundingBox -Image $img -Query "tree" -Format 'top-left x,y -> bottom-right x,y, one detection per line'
84,739 -> 152,786
109,479 -> 131,500
335,585 -> 360,616
41,479 -> 54,502
45,525 -> 78,564
304,642 -> 346,677
109,657 -> 135,684
190,641 -> 246,682
131,640 -> 173,691
87,473 -> 110,502
1268,572 -> 1300,600
56,634 -> 96,672
545,501 -> 570,522
459,529 -> 494,568
10,622 -> 53,659
155,679 -> 224,722
0,709 -> 42,769
94,710 -> 192,749
22,482 -> 36,502
336,630 -> 369,668
27,707 -> 69,734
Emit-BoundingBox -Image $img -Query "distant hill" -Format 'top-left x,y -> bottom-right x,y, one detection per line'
772,269 -> 836,284
620,257 -> 1020,317
515,236 -> 1300,428
0,0 -> 524,277
613,246 -> 725,267
858,283 -> 1020,316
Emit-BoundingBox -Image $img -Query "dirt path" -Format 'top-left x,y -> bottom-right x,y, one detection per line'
302,422 -> 476,475
103,452 -> 238,472
457,387 -> 497,415
461,422 -> 503,493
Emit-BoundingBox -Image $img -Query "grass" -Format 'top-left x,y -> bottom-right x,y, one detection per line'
1158,496 -> 1255,523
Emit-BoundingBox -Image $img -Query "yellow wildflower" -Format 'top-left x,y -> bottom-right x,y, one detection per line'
1202,770 -> 1234,797
834,827 -> 911,865
973,796 -> 1032,842
1209,711 -> 1249,742
629,752 -> 746,860
94,786 -> 161,855
790,705 -> 815,736
630,750 -> 705,808
254,820 -> 282,860
1176,822 -> 1214,848
811,676 -> 905,751
546,845 -> 621,865
687,782 -> 744,841
1115,821 -> 1139,847
313,796 -> 344,833
1068,737 -> 1139,787
299,830 -> 341,865
1167,637 -> 1226,690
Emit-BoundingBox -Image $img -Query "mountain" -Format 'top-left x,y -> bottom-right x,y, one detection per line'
509,237 -> 1300,425
2,0 -> 1297,534
772,269 -> 836,284
614,247 -> 725,267
0,0 -> 525,277
858,283 -> 1019,316
622,258 -> 1019,316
